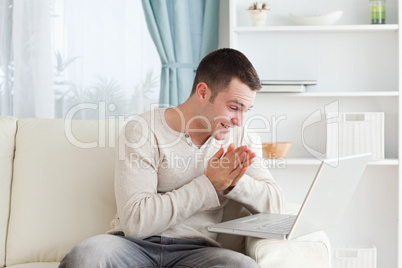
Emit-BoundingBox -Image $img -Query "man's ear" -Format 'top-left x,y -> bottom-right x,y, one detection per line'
195,82 -> 210,102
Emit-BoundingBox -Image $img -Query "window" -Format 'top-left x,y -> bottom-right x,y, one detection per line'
0,0 -> 161,119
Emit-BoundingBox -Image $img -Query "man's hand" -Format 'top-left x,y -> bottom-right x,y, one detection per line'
205,143 -> 256,192
222,143 -> 256,194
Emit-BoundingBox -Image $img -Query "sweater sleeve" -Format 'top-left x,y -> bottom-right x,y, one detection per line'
224,128 -> 284,214
115,123 -> 220,239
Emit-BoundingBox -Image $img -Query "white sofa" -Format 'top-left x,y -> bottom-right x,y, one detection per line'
0,116 -> 331,268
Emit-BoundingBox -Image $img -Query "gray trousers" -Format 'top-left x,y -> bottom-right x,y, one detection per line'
59,234 -> 260,268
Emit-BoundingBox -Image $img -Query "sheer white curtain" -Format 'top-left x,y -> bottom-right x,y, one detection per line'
13,0 -> 54,118
0,0 -> 13,116
0,0 -> 160,119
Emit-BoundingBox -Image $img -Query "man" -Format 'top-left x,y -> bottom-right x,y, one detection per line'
60,48 -> 283,267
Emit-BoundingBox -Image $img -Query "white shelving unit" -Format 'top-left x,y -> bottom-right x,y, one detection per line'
226,0 -> 400,267
269,158 -> 400,166
258,91 -> 399,97
234,24 -> 399,32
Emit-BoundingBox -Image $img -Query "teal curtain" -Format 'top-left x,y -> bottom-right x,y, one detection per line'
142,0 -> 219,106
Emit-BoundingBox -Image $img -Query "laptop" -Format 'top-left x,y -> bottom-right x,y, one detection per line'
208,153 -> 371,240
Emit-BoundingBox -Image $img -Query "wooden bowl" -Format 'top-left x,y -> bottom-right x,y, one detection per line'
262,142 -> 293,159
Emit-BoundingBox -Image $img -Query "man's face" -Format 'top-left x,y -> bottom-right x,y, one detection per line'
201,78 -> 256,140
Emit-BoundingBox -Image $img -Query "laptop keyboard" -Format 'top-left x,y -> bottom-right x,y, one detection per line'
253,216 -> 295,234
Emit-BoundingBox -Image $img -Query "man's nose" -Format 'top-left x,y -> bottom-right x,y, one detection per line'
232,113 -> 244,127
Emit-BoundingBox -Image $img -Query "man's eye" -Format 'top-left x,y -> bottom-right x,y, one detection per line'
230,106 -> 238,111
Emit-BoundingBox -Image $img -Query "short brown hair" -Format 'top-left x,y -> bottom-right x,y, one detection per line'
190,48 -> 261,102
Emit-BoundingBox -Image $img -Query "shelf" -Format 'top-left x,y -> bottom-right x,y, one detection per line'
234,24 -> 399,33
230,1 -> 401,265
264,158 -> 399,166
257,91 -> 399,97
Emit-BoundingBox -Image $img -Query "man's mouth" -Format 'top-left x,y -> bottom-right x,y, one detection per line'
221,123 -> 231,130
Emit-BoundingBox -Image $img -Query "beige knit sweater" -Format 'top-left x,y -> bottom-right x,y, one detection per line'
109,108 -> 283,246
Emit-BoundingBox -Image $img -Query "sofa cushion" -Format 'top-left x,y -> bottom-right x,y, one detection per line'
6,119 -> 117,266
246,231 -> 331,268
0,116 -> 17,268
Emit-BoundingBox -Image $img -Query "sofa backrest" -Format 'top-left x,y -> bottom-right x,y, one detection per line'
3,117 -> 249,267
0,117 -> 17,268
6,118 -> 117,266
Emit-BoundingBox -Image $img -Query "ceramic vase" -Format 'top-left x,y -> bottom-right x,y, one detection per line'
248,10 -> 269,26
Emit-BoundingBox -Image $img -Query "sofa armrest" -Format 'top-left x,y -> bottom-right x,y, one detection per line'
244,203 -> 331,268
245,231 -> 331,268
0,116 -> 17,268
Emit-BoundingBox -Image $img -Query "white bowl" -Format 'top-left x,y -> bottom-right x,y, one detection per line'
289,11 -> 343,25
